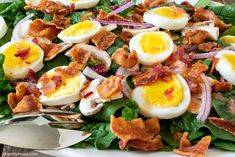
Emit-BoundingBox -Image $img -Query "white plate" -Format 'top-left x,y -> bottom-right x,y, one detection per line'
40,148 -> 235,157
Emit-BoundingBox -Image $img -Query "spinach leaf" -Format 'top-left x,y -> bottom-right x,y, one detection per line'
194,0 -> 212,8
121,99 -> 139,121
36,54 -> 70,77
95,0 -> 112,13
107,38 -> 125,56
208,4 -> 235,25
212,140 -> 235,151
221,26 -> 235,36
43,14 -> 53,22
70,11 -> 88,24
161,122 -> 179,148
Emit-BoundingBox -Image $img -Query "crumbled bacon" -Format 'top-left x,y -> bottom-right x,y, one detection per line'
91,29 -> 117,50
183,30 -> 209,45
51,75 -> 62,87
134,4 -> 148,15
209,117 -> 235,136
131,13 -> 143,23
210,77 -> 232,92
97,9 -> 129,22
28,19 -> 62,40
209,58 -> 219,74
110,116 -> 163,151
187,61 -> 208,78
118,31 -> 133,43
174,134 -> 211,157
55,62 -> 82,78
80,12 -> 93,22
194,7 -> 231,32
52,14 -> 71,28
7,83 -> 41,114
26,69 -> 38,83
97,76 -> 123,99
198,42 -> 221,52
133,64 -> 172,86
144,0 -> 167,8
70,45 -> 91,69
112,46 -> 138,68
187,96 -> 201,113
181,1 -> 195,11
15,47 -> 30,60
92,64 -> 107,75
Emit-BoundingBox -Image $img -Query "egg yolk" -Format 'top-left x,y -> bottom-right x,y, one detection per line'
70,0 -> 80,2
222,53 -> 235,70
139,32 -> 169,54
47,74 -> 81,98
142,75 -> 183,108
220,35 -> 235,45
61,21 -> 96,37
3,41 -> 40,68
154,6 -> 184,19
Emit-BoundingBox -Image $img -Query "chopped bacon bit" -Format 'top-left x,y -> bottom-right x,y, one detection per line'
144,0 -> 167,8
180,132 -> 191,147
210,78 -> 232,92
15,47 -> 30,60
174,135 -> 211,157
80,12 -> 93,22
41,79 -> 57,96
131,13 -> 143,23
7,83 -> 42,114
70,46 -> 91,69
173,132 -> 183,142
164,87 -> 175,98
118,31 -> 133,43
181,1 -> 195,11
82,91 -> 94,99
187,61 -> 208,78
209,58 -> 219,74
91,29 -> 117,50
97,9 -> 129,22
92,64 -> 107,75
209,117 -> 235,136
52,14 -> 71,28
26,69 -> 38,83
188,96 -> 201,113
134,4 -> 148,15
28,19 -> 62,40
55,62 -> 82,78
183,30 -> 209,45
112,46 -> 138,68
198,42 -> 220,52
97,76 -> 123,99
194,7 -> 231,32
51,75 -> 62,87
110,116 -> 163,151
133,64 -> 172,86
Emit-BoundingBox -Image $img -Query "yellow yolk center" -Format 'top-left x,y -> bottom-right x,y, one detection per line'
142,75 -> 183,108
47,74 -> 81,98
220,35 -> 235,45
3,41 -> 40,68
69,0 -> 80,2
154,6 -> 184,19
222,53 -> 235,70
61,21 -> 96,37
139,32 -> 169,54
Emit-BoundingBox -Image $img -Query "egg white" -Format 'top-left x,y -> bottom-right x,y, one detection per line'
37,66 -> 87,106
129,31 -> 174,66
0,16 -> 8,39
143,6 -> 189,30
215,50 -> 235,85
58,20 -> 102,43
0,41 -> 44,80
132,74 -> 191,119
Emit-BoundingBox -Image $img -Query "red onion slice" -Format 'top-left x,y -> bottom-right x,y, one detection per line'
83,67 -> 106,80
197,74 -> 212,123
11,13 -> 34,41
193,51 -> 218,59
94,19 -> 154,28
122,78 -> 132,98
111,1 -> 135,14
115,67 -> 132,77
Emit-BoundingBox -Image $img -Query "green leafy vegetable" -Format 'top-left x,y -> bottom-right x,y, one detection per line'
194,0 -> 212,8
121,99 -> 139,121
221,26 -> 235,36
70,11 -> 88,24
43,14 -> 53,22
95,0 -> 112,13
212,140 -> 235,151
107,38 -> 125,56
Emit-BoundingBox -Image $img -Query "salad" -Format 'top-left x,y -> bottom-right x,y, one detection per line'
1,0 -> 235,156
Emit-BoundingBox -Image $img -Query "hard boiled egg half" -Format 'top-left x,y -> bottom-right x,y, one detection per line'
215,50 -> 235,85
143,6 -> 189,30
132,74 -> 191,119
0,41 -> 44,80
129,31 -> 174,66
58,20 -> 102,43
37,66 -> 87,106
52,0 -> 99,10
0,16 -> 8,39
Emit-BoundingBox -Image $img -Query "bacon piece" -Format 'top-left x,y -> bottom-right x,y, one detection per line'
134,4 -> 148,15
187,96 -> 201,113
209,117 -> 235,136
92,64 -> 107,75
15,47 -> 30,60
187,61 -> 208,78
181,1 -> 195,11
26,69 -> 38,83
80,12 -> 93,22
133,64 -> 172,86
174,135 -> 211,157
209,58 -> 219,74
118,31 -> 133,43
194,7 -> 231,32
70,46 -> 91,69
110,116 -> 163,151
198,42 -> 220,52
97,76 -> 123,99
91,29 -> 117,50
180,132 -> 191,147
112,46 -> 138,68
144,0 -> 167,8
28,19 -> 62,40
210,77 -> 232,92
55,61 -> 82,78
131,13 -> 143,23
97,9 -> 129,22
183,30 -> 209,45
51,75 -> 62,87
7,83 -> 41,114
52,14 -> 71,28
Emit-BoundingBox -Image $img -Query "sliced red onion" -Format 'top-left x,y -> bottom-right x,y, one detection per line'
193,51 -> 218,59
11,13 -> 34,41
83,67 -> 106,80
111,1 -> 135,14
122,78 -> 132,98
94,19 -> 154,28
115,67 -> 132,76
197,74 -> 212,123
128,64 -> 139,72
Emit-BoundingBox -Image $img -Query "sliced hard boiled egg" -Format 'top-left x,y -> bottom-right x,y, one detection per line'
0,41 -> 44,80
129,31 -> 174,65
0,16 -> 8,39
132,74 -> 191,119
25,0 -> 42,6
52,0 -> 99,9
58,20 -> 102,43
143,6 -> 189,30
37,66 -> 87,106
215,50 -> 235,85
219,35 -> 235,48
